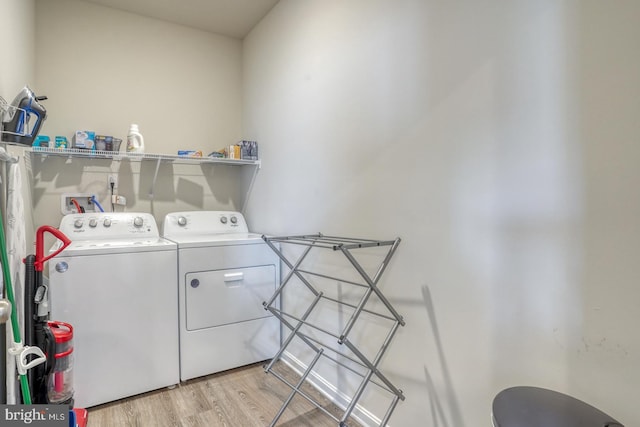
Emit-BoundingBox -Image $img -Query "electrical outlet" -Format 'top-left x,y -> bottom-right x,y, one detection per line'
108,174 -> 118,190
61,193 -> 95,215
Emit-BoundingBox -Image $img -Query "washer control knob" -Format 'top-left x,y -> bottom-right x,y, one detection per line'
230,216 -> 237,224
133,216 -> 144,227
89,219 -> 98,228
103,218 -> 112,227
220,216 -> 228,224
74,219 -> 83,229
177,216 -> 187,226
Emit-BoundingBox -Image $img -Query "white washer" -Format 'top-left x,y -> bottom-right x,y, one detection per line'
162,210 -> 280,381
48,212 -> 179,408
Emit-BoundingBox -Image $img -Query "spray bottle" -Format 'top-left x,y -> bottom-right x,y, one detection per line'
126,124 -> 144,153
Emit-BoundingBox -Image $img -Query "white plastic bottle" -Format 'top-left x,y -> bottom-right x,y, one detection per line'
126,124 -> 145,153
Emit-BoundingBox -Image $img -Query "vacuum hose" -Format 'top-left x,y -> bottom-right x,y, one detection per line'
24,255 -> 35,347
23,255 -> 36,395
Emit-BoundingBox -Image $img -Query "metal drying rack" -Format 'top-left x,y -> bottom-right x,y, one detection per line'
261,233 -> 405,427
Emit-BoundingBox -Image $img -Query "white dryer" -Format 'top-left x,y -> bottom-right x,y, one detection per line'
48,212 -> 179,408
162,211 -> 280,381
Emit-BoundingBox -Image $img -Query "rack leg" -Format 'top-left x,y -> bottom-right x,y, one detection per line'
341,243 -> 405,326
269,349 -> 324,427
264,239 -> 319,305
340,322 -> 404,424
380,394 -> 401,427
344,322 -> 405,399
340,365 -> 376,425
264,292 -> 323,372
339,286 -> 374,344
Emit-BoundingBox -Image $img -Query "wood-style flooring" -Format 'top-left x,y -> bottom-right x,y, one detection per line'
87,361 -> 363,427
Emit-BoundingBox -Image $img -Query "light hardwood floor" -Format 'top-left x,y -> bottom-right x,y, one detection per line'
86,361 -> 363,427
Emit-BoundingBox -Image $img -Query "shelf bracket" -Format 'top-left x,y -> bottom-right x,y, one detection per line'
148,157 -> 162,200
240,161 -> 261,215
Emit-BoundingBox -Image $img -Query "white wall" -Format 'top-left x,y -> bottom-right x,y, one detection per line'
0,0 -> 36,405
0,0 -> 36,301
0,0 -> 35,97
32,0 -> 249,229
243,1 -> 640,426
35,0 -> 242,154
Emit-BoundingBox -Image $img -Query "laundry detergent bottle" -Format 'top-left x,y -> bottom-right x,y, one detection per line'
126,124 -> 145,153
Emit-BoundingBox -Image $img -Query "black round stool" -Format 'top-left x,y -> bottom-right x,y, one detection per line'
492,386 -> 624,427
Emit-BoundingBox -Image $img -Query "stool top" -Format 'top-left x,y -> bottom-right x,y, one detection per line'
492,386 -> 623,427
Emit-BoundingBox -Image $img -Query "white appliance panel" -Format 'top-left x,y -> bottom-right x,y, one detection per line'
49,249 -> 179,408
54,239 -> 175,256
49,212 -> 179,408
163,211 -> 280,382
177,243 -> 280,381
169,233 -> 264,248
162,210 -> 249,237
180,319 -> 279,381
178,243 -> 278,273
186,265 -> 275,330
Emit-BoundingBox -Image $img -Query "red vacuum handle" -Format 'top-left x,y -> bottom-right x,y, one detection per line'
34,225 -> 71,272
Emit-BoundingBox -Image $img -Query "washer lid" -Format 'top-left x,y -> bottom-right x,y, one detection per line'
50,237 -> 176,256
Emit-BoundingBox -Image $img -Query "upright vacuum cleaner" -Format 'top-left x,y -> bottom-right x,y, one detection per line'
23,226 -> 88,426
23,226 -> 70,403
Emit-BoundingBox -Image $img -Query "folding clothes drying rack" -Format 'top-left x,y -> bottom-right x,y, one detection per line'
261,233 -> 405,427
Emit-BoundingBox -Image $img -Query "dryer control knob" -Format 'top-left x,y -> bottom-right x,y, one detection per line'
220,216 -> 228,224
133,216 -> 144,227
103,218 -> 112,227
89,219 -> 98,228
230,216 -> 237,224
74,219 -> 83,229
177,216 -> 187,226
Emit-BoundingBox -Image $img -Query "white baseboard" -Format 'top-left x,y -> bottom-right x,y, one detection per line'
278,351 -> 384,427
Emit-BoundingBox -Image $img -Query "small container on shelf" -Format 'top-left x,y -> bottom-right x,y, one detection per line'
95,135 -> 122,152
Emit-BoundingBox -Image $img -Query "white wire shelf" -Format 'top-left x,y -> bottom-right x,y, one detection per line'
27,147 -> 260,166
